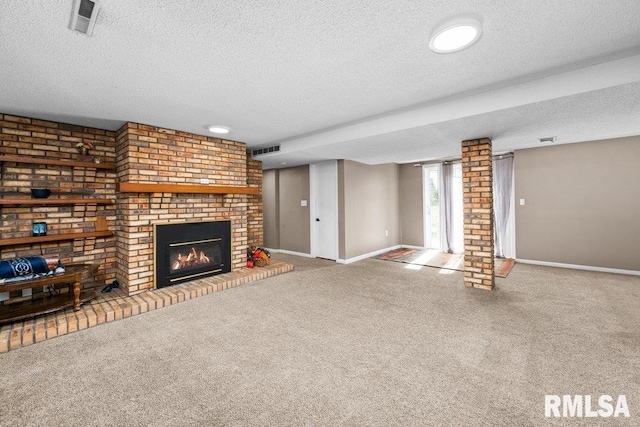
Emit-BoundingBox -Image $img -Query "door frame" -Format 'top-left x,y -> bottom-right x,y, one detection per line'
309,161 -> 339,260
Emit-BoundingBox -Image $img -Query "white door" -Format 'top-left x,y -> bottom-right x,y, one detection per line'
312,161 -> 338,260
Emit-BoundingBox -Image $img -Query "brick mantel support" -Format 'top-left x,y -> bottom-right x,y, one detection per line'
461,138 -> 494,290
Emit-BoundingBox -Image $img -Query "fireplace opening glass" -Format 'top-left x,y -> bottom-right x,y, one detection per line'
154,220 -> 231,288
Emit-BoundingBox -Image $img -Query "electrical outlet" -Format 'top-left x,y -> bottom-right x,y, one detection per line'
385,230 -> 389,236
519,198 -> 525,206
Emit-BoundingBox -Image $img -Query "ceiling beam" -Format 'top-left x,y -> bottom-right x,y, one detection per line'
273,53 -> 640,155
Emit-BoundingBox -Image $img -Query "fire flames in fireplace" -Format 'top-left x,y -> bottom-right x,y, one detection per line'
171,247 -> 213,272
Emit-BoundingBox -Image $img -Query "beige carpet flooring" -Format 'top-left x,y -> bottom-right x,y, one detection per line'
0,255 -> 638,426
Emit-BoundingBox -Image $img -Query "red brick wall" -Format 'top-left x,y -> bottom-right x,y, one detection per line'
462,138 -> 494,290
0,114 -> 117,303
115,123 -> 261,295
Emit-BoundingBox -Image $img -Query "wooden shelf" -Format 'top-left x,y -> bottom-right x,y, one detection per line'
0,231 -> 114,247
0,154 -> 116,170
118,182 -> 260,195
0,198 -> 114,206
0,290 -> 96,324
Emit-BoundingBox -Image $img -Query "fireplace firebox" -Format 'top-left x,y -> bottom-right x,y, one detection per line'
154,220 -> 231,288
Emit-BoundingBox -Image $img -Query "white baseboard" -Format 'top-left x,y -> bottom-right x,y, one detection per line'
337,245 -> 402,265
266,248 -> 314,258
269,245 -> 426,265
516,258 -> 640,276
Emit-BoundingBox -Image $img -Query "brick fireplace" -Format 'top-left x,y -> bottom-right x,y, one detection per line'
0,114 -> 263,307
114,122 -> 263,295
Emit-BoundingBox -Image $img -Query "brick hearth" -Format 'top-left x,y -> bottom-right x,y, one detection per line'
0,260 -> 293,354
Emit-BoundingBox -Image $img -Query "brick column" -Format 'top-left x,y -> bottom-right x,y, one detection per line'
246,154 -> 264,247
461,138 -> 494,290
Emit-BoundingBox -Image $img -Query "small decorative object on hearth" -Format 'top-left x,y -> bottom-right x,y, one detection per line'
76,140 -> 94,155
101,280 -> 120,293
246,247 -> 255,268
249,246 -> 270,267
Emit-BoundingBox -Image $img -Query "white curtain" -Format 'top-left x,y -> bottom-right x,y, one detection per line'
493,156 -> 514,258
442,163 -> 463,254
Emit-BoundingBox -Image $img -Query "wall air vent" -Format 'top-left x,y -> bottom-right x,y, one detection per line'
251,145 -> 281,157
69,0 -> 100,36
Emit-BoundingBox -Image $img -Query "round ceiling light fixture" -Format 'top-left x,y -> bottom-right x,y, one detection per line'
208,125 -> 231,134
429,16 -> 482,53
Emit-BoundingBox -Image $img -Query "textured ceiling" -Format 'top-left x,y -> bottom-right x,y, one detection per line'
1,0 -> 640,169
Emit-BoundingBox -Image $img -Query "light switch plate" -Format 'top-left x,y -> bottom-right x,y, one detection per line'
519,198 -> 525,206
301,200 -> 308,207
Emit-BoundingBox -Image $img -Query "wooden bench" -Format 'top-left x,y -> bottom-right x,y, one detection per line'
0,263 -> 99,324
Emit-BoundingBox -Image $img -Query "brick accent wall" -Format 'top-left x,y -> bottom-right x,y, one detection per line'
116,123 -> 248,186
0,114 -> 117,304
461,138 -> 494,290
115,123 -> 261,295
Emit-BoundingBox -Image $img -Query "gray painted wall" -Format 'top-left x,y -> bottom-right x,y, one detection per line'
262,169 -> 279,249
339,160 -> 400,260
399,163 -> 424,247
515,136 -> 640,271
278,166 -> 311,254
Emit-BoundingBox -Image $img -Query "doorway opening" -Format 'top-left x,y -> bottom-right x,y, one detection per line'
423,163 -> 464,254
310,161 -> 338,260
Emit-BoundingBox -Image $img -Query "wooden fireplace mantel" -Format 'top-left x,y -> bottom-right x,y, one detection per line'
117,182 -> 260,195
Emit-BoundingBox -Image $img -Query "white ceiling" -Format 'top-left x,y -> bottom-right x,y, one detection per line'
1,1 -> 639,170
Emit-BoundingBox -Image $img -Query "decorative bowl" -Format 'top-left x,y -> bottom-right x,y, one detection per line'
30,188 -> 51,199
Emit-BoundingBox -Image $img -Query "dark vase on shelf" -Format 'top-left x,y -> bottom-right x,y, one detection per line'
30,188 -> 51,199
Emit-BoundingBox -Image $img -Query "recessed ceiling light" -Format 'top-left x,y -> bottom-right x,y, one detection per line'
429,16 -> 482,53
208,126 -> 230,134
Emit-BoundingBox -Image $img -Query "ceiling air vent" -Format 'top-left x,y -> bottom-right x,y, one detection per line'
538,136 -> 557,143
252,145 -> 281,157
69,0 -> 100,36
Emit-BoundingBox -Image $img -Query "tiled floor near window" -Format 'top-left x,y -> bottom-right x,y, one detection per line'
0,261 -> 293,354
